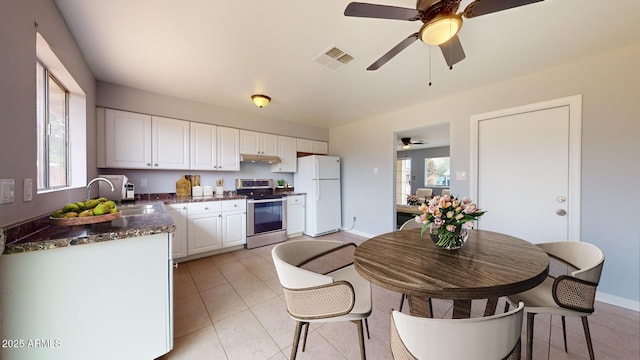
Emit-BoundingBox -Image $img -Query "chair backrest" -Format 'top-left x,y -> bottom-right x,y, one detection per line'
272,240 -> 344,289
390,302 -> 525,360
415,188 -> 432,198
399,218 -> 422,231
538,241 -> 604,284
440,189 -> 451,197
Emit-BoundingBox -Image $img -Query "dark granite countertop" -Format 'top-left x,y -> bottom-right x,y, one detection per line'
2,200 -> 175,255
1,192 -> 306,255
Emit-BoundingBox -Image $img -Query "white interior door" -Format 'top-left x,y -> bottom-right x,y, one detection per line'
470,96 -> 582,243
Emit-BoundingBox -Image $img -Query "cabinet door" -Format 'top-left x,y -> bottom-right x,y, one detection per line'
152,116 -> 190,169
287,195 -> 305,237
312,141 -> 328,155
190,122 -> 217,170
166,204 -> 188,259
239,130 -> 260,155
260,133 -> 279,156
105,109 -> 152,168
217,126 -> 240,171
223,211 -> 246,247
272,136 -> 297,172
296,138 -> 313,153
187,211 -> 222,254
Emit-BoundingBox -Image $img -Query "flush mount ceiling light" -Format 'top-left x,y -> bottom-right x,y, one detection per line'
419,14 -> 462,45
251,94 -> 271,108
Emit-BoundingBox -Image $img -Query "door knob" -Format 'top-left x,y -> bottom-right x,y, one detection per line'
556,209 -> 567,216
556,196 -> 566,203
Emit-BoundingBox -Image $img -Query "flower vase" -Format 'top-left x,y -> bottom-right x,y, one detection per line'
428,225 -> 469,250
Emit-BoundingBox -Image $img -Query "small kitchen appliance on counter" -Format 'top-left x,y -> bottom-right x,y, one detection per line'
98,174 -> 128,202
123,182 -> 135,201
236,179 -> 287,249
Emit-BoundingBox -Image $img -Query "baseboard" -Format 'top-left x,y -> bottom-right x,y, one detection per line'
596,292 -> 640,312
344,229 -> 376,239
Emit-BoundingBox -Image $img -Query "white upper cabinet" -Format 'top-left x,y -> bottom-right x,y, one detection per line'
190,123 -> 240,171
296,138 -> 328,155
240,130 -> 278,156
105,109 -> 152,168
152,116 -> 190,169
272,136 -> 297,173
216,126 -> 240,171
104,109 -> 189,169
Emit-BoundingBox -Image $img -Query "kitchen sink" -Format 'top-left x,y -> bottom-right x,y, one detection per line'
118,204 -> 159,216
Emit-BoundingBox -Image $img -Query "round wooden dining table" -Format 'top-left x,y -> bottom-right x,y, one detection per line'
354,228 -> 549,318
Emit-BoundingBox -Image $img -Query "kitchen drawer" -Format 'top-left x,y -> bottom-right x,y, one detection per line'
188,201 -> 222,214
287,195 -> 305,206
221,199 -> 246,212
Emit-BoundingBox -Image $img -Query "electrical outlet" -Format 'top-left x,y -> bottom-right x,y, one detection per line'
140,178 -> 148,187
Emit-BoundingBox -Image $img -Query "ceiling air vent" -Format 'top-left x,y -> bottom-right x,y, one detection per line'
313,45 -> 355,71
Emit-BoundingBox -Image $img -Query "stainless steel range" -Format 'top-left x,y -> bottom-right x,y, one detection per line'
236,179 -> 287,249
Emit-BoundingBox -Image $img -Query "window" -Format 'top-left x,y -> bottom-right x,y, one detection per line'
37,61 -> 69,190
36,32 -> 87,193
424,157 -> 450,186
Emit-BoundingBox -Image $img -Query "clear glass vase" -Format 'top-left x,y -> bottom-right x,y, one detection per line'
428,224 -> 469,250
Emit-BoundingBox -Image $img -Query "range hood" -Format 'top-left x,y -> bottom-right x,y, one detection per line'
240,154 -> 281,164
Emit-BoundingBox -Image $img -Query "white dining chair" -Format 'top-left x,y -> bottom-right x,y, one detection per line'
415,188 -> 433,200
397,219 -> 432,316
390,302 -> 525,359
440,188 -> 451,197
272,240 -> 372,360
507,241 -> 604,360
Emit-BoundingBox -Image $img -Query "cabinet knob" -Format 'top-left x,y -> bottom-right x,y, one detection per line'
154,163 -> 158,167
147,163 -> 151,166
173,263 -> 178,269
205,207 -> 209,210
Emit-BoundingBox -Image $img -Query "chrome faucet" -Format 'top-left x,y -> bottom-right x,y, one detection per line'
87,177 -> 115,200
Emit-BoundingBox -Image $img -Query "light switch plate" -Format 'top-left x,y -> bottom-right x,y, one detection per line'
24,178 -> 33,202
0,179 -> 15,204
455,171 -> 467,181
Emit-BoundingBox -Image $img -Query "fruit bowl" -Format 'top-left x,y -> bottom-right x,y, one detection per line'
49,211 -> 121,226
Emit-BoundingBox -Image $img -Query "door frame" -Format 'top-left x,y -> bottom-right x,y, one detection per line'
469,95 -> 582,240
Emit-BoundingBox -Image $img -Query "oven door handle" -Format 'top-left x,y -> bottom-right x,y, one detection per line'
247,198 -> 286,204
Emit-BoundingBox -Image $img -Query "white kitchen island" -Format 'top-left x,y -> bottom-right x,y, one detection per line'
0,205 -> 174,360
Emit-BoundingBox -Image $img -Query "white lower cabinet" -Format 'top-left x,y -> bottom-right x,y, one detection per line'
170,200 -> 247,261
187,202 -> 223,255
287,195 -> 305,237
222,200 -> 247,247
0,233 -> 173,359
166,204 -> 188,259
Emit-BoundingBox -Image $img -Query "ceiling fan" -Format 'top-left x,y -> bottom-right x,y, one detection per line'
344,0 -> 543,70
400,137 -> 426,149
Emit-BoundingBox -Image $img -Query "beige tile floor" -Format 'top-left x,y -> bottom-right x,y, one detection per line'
159,232 -> 639,360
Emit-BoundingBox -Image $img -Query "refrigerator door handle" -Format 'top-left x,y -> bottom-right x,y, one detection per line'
315,180 -> 320,201
314,157 -> 319,179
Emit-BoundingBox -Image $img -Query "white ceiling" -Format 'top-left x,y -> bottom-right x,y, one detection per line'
54,0 -> 640,135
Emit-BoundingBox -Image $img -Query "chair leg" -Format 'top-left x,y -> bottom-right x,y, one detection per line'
399,294 -> 405,312
582,316 -> 596,360
364,318 -> 370,339
290,321 -> 304,360
301,322 -> 310,352
526,312 -> 536,360
561,315 -> 568,352
353,319 -> 367,360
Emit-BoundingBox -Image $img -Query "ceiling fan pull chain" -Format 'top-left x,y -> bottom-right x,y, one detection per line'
428,45 -> 432,86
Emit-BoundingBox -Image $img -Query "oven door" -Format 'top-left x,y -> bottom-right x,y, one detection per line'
247,198 -> 287,236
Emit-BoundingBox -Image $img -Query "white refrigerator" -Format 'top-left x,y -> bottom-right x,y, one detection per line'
294,155 -> 342,237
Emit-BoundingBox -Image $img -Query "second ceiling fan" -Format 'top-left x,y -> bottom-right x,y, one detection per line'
344,0 -> 543,70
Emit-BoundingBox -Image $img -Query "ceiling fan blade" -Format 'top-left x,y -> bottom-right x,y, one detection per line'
367,33 -> 419,71
463,0 -> 543,18
439,35 -> 466,68
344,2 -> 421,21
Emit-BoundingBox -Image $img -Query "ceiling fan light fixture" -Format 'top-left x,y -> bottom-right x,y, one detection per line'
419,14 -> 462,45
402,144 -> 411,150
251,94 -> 271,108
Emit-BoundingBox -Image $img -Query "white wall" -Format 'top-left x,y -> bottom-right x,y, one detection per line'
0,0 -> 96,227
331,43 -> 640,307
